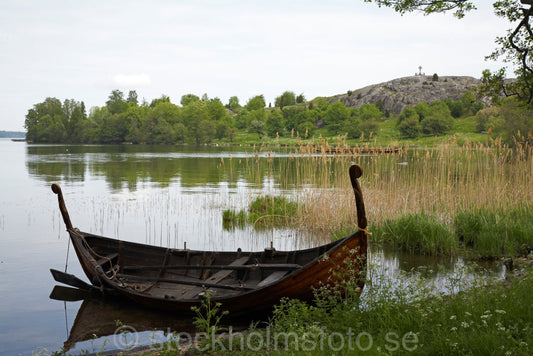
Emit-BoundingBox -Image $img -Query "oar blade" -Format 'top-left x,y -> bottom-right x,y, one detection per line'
50,269 -> 93,291
49,285 -> 89,301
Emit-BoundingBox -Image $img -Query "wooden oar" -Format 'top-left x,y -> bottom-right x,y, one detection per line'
116,273 -> 255,291
122,263 -> 302,272
50,268 -> 96,291
49,285 -> 90,301
50,269 -> 120,295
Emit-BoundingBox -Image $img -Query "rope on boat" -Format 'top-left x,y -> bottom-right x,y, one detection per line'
359,227 -> 372,235
64,237 -> 71,273
70,228 -> 118,280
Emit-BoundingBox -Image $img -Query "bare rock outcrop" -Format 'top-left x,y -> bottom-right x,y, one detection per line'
331,75 -> 480,115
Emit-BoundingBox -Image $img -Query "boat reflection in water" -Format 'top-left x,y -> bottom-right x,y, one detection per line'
50,285 -> 251,353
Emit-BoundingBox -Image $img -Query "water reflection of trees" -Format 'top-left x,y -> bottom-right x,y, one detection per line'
25,144 -> 319,191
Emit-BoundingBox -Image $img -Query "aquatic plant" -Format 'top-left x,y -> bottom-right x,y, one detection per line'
222,195 -> 300,229
455,205 -> 533,258
372,212 -> 457,255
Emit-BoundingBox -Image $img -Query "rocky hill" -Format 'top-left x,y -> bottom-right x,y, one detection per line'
330,75 -> 480,115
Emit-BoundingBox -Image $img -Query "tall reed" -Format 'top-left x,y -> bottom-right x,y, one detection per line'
230,137 -> 533,240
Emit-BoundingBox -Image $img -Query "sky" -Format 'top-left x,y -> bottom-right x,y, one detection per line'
0,0 -> 515,131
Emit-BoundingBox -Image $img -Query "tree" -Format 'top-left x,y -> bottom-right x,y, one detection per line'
25,97 -> 66,142
215,120 -> 232,139
413,102 -> 431,121
234,110 -> 250,129
181,94 -> 200,106
143,101 -> 182,144
357,103 -> 383,121
127,90 -> 138,105
282,106 -> 308,131
294,110 -> 318,136
106,90 -> 127,114
363,1 -> 475,19
398,115 -> 422,138
63,99 -> 87,142
227,96 -> 241,110
323,101 -> 350,134
443,98 -> 465,118
265,110 -> 285,137
245,95 -> 266,111
249,120 -> 265,139
274,91 -> 296,108
364,0 -> 533,104
475,105 -> 501,132
343,116 -> 362,138
182,100 -> 209,145
493,97 -> 533,146
207,98 -> 227,121
397,106 -> 423,138
124,105 -> 148,144
247,108 -> 267,124
150,95 -> 170,108
421,101 -> 454,135
296,93 -> 306,104
359,119 -> 380,137
90,107 -> 125,143
198,119 -> 216,143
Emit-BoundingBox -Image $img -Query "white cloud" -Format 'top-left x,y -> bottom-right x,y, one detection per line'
112,73 -> 151,87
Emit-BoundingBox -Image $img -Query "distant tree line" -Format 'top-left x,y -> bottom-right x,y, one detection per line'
0,130 -> 26,138
29,88 -> 530,145
25,89 -> 390,144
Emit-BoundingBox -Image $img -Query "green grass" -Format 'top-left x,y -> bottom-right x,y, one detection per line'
259,266 -> 533,355
214,115 -> 490,148
170,259 -> 533,355
454,205 -> 533,258
348,205 -> 533,258
371,212 -> 457,255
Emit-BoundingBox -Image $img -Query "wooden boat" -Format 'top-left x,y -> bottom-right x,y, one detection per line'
51,164 -> 368,316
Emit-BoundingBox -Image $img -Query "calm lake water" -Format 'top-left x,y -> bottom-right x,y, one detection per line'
0,139 -> 503,355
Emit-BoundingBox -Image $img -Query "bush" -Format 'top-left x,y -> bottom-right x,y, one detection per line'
398,116 -> 421,138
475,106 -> 501,132
421,101 -> 454,135
358,119 -> 380,137
421,115 -> 454,135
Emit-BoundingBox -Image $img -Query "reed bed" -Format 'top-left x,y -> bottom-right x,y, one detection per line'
229,137 -> 533,255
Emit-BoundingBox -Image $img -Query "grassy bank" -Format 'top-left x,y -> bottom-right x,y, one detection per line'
221,116 -> 488,148
368,205 -> 533,257
141,257 -> 532,356
36,258 -> 533,355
